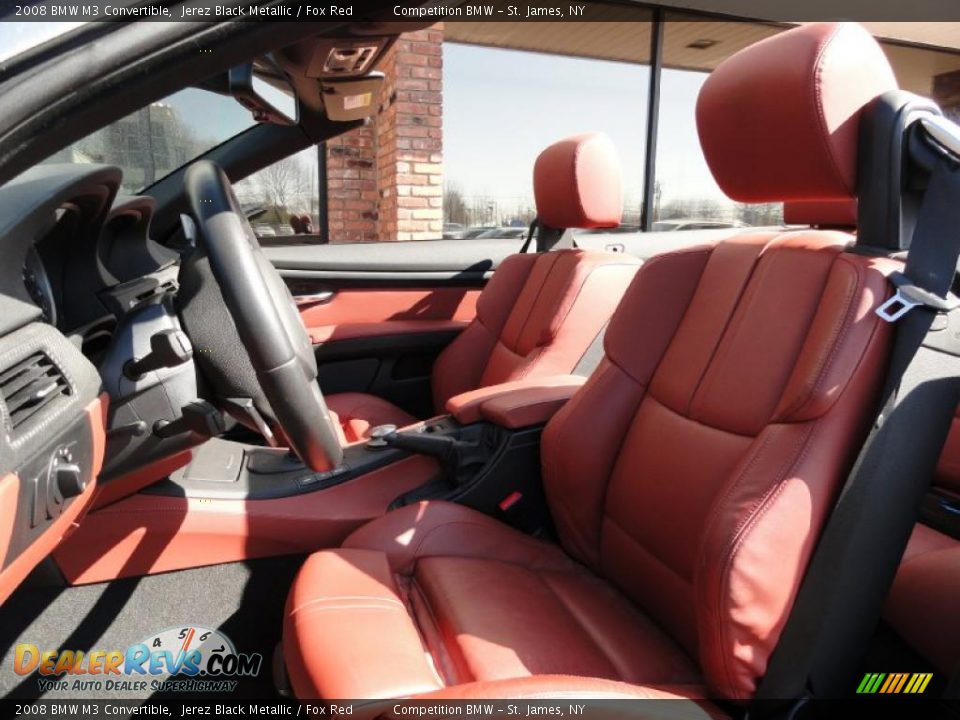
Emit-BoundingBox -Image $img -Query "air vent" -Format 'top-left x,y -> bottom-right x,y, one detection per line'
0,352 -> 71,431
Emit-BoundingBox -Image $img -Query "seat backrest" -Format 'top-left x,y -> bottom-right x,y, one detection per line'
541,22 -> 899,700
431,133 -> 640,409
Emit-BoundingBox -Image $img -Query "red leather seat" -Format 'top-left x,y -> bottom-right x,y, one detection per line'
884,406 -> 960,675
284,22 -> 898,704
325,133 -> 641,442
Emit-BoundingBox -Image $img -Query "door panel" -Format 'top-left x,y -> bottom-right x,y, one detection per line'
266,238 -> 519,418
296,286 -> 480,340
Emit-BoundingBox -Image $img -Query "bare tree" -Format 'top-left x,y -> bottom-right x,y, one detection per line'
254,156 -> 312,212
443,182 -> 469,226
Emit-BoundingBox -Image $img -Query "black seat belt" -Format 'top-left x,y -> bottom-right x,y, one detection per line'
519,218 -> 577,254
754,143 -> 960,707
518,218 -> 539,253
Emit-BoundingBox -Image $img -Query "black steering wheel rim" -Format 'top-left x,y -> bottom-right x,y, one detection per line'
182,160 -> 342,472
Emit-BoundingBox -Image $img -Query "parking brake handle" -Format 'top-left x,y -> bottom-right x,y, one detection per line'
380,430 -> 487,485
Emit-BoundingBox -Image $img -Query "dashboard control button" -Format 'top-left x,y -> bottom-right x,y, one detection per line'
54,462 -> 85,499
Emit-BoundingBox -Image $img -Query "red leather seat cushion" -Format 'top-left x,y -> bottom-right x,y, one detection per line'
324,392 -> 417,444
285,502 -> 713,704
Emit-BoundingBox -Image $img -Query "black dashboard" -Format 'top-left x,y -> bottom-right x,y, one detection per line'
0,164 -> 207,597
0,165 -> 181,362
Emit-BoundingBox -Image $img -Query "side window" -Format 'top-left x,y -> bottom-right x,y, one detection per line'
243,19 -> 960,245
653,17 -> 960,231
654,18 -> 785,230
441,12 -> 653,239
233,146 -> 321,244
298,15 -> 653,245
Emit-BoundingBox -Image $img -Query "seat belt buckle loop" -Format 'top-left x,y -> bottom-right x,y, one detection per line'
876,288 -> 924,322
875,272 -> 960,323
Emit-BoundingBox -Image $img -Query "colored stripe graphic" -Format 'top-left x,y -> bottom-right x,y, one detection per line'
857,672 -> 932,694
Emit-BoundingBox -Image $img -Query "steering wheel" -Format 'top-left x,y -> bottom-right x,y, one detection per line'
178,160 -> 342,472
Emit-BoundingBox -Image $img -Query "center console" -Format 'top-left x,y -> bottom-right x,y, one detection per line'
56,375 -> 587,584
147,375 -> 587,534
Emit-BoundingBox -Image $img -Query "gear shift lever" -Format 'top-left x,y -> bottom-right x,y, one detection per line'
368,425 -> 488,484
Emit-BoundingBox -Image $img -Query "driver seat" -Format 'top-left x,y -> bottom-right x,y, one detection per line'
324,133 -> 641,443
283,22 -> 898,704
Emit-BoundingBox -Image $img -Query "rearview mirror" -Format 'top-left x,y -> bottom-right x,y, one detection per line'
228,62 -> 298,126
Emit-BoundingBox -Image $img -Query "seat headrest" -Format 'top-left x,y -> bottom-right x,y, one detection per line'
784,199 -> 858,228
697,22 -> 897,203
533,133 -> 623,230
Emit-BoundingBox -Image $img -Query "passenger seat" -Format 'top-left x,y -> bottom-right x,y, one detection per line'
884,406 -> 960,675
324,133 -> 641,442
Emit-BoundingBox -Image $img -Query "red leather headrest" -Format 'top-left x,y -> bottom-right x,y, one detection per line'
784,199 -> 858,228
697,22 -> 897,203
533,133 -> 622,230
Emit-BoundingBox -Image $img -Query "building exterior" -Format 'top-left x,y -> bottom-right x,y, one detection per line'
312,14 -> 960,243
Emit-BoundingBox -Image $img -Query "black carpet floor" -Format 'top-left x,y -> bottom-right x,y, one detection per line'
0,556 -> 304,700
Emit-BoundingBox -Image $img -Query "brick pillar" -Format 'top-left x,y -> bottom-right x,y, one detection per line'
378,25 -> 444,241
324,24 -> 444,243
325,126 -> 378,242
934,70 -> 960,123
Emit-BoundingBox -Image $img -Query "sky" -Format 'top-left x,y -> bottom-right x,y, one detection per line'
442,43 -> 729,212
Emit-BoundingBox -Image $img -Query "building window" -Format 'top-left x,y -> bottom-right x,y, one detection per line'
880,39 -> 960,121
308,17 -> 960,243
654,18 -> 785,229
442,11 -> 652,238
234,146 -> 321,242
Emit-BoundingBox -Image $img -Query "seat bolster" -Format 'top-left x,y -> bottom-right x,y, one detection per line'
343,501 -> 582,576
324,392 -> 418,443
284,548 -> 443,699
412,676 -> 725,714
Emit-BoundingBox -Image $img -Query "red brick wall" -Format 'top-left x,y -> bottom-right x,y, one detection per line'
325,126 -> 378,242
325,24 -> 444,242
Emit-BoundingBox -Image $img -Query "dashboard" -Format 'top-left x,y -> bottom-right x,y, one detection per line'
0,163 -> 195,604
1,167 -> 181,360
22,245 -> 56,326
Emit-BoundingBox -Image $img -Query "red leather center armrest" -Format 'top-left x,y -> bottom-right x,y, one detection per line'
445,375 -> 586,426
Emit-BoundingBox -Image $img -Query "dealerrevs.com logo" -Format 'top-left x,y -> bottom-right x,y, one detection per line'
13,626 -> 263,694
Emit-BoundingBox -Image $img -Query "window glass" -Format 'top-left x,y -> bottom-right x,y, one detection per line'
442,14 -> 652,237
318,14 -> 652,244
881,41 -> 960,122
655,19 -> 784,229
654,20 -> 960,230
233,147 -> 321,244
41,88 -> 256,194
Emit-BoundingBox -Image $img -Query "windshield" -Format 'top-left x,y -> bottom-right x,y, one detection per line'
0,22 -> 85,63
40,88 -> 258,194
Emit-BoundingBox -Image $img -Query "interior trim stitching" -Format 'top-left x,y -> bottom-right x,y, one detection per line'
810,24 -> 851,196
777,254 -> 861,419
676,238 -> 771,418
534,570 -> 624,682
404,572 -> 454,687
506,252 -> 561,353
712,421 -> 818,697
